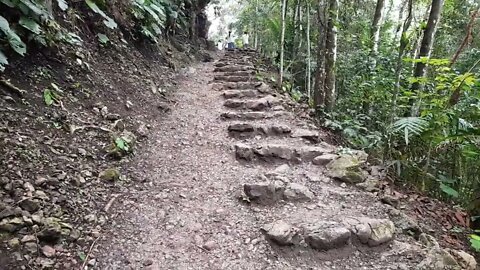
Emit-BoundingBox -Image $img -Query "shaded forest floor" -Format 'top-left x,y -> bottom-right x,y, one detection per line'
0,44 -> 477,269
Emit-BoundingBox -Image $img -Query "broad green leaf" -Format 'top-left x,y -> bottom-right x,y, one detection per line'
439,183 -> 458,198
19,16 -> 42,34
115,137 -> 129,151
19,0 -> 49,17
0,16 -> 27,55
43,89 -> 54,106
78,251 -> 86,261
0,50 -> 8,72
0,0 -> 15,8
0,15 -> 10,34
85,0 -> 117,29
103,18 -> 117,29
470,235 -> 480,252
97,33 -> 109,44
7,32 -> 27,56
56,0 -> 68,11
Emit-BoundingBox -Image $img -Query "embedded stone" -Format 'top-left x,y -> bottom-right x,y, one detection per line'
261,220 -> 301,246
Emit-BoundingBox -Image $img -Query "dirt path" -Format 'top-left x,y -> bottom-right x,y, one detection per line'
94,51 -> 464,270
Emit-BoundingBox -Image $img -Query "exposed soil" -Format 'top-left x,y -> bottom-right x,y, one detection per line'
0,35 -> 211,269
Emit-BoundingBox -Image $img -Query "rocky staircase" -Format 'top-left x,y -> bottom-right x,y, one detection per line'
210,49 -> 477,270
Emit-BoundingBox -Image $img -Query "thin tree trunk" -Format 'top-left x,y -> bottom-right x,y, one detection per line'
411,0 -> 445,95
324,0 -> 338,111
280,0 -> 287,87
385,0 -> 414,162
254,0 -> 259,49
307,1 -> 312,100
393,0 -> 407,45
370,0 -> 385,68
313,0 -> 327,110
391,0 -> 413,120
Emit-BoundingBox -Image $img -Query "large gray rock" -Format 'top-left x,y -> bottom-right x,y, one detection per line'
283,183 -> 314,202
0,217 -> 25,232
19,198 -> 40,213
328,169 -> 366,184
326,151 -> 368,183
313,154 -> 339,166
450,250 -> 477,270
327,154 -> 364,171
261,220 -> 301,246
304,224 -> 351,250
298,146 -> 334,161
417,234 -> 476,270
347,218 -> 395,247
243,181 -> 285,204
417,247 -> 460,270
388,208 -> 422,237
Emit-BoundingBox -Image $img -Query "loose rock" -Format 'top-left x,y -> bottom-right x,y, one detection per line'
261,220 -> 301,246
283,183 -> 314,202
304,223 -> 351,250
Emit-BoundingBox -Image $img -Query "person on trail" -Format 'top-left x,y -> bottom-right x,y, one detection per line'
242,31 -> 249,49
227,31 -> 235,50
217,39 -> 223,50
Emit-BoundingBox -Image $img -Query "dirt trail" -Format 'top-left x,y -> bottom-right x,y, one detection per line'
94,51 -> 460,270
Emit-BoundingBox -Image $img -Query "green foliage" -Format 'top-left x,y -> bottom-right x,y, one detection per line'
97,33 -> 109,44
43,83 -> 61,106
131,0 -> 184,42
114,137 -> 129,152
391,117 -> 429,145
470,234 -> 480,252
85,0 -> 117,29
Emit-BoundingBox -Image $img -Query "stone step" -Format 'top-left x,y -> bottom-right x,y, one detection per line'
222,90 -> 263,99
221,71 -> 255,77
214,66 -> 254,73
223,95 -> 280,111
214,75 -> 256,83
220,111 -> 286,120
261,217 -> 395,250
215,61 -> 252,67
227,123 -> 321,142
219,81 -> 263,90
228,123 -> 291,138
234,143 -> 335,163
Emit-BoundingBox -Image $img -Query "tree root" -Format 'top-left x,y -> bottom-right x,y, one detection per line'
0,79 -> 26,97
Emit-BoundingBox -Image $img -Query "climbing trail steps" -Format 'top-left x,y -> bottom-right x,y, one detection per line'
213,50 -> 399,255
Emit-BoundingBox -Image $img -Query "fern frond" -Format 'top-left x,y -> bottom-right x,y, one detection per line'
391,117 -> 429,145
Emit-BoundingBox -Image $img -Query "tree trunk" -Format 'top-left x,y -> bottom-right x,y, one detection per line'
313,0 -> 326,110
370,0 -> 385,68
410,0 -> 445,93
306,2 -> 312,100
324,0 -> 338,111
279,0 -> 287,87
254,0 -> 259,49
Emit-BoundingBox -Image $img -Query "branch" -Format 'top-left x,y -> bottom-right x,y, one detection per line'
450,6 -> 480,67
448,57 -> 480,106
